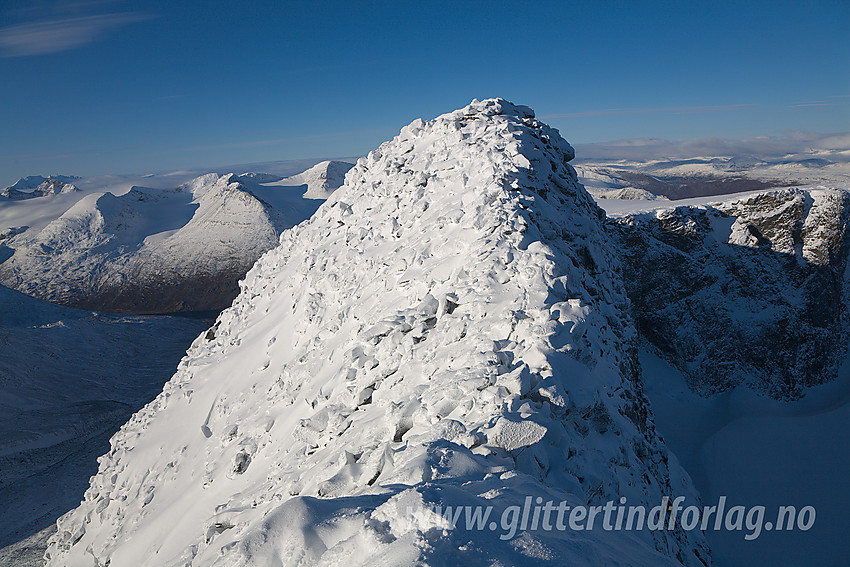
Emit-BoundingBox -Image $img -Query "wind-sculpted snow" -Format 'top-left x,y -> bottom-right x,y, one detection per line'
613,187 -> 850,399
47,99 -> 708,566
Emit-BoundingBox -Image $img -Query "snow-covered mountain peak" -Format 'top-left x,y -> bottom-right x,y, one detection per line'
344,97 -> 582,214
0,175 -> 287,313
268,160 -> 353,199
6,174 -> 80,191
36,178 -> 78,196
0,162 -> 340,314
178,172 -> 231,198
175,173 -> 266,206
236,171 -> 284,184
1,176 -> 79,199
47,100 -> 706,566
452,97 -> 536,121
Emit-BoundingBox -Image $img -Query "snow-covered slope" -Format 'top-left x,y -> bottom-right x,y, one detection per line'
46,99 -> 708,566
263,160 -> 354,199
610,187 -> 850,399
0,283 -> 207,558
575,166 -> 669,201
0,174 -> 323,313
641,347 -> 850,566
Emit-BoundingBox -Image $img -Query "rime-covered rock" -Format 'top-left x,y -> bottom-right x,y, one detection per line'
614,187 -> 850,399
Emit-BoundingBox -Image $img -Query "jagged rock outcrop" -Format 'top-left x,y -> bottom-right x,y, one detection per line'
46,99 -> 708,566
613,188 -> 850,399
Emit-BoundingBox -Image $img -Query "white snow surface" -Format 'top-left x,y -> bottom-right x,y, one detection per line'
642,348 -> 850,566
46,99 -> 707,566
574,166 -> 669,201
264,160 -> 354,199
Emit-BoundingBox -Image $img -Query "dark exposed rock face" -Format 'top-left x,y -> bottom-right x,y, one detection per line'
59,267 -> 250,314
613,188 -> 850,400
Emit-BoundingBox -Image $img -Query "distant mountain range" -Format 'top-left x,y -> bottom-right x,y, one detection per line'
0,161 -> 353,313
1,176 -> 79,200
576,150 -> 850,200
2,142 -> 847,316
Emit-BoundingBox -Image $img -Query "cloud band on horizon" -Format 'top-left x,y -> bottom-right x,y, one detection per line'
542,104 -> 757,120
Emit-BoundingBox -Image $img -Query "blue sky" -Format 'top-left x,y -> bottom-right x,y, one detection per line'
1,0 -> 848,186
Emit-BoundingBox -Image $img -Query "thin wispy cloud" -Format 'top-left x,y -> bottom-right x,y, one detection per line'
0,12 -> 152,57
541,104 -> 756,120
788,100 -> 850,108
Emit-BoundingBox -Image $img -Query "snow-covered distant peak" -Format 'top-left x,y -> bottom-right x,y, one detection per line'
39,178 -> 79,195
6,175 -> 80,191
0,174 -> 290,313
0,164 -> 337,313
592,186 -> 669,200
177,172 -> 230,198
175,172 -> 271,202
1,177 -> 79,200
7,175 -> 50,191
235,171 -> 284,184
269,160 -> 354,199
